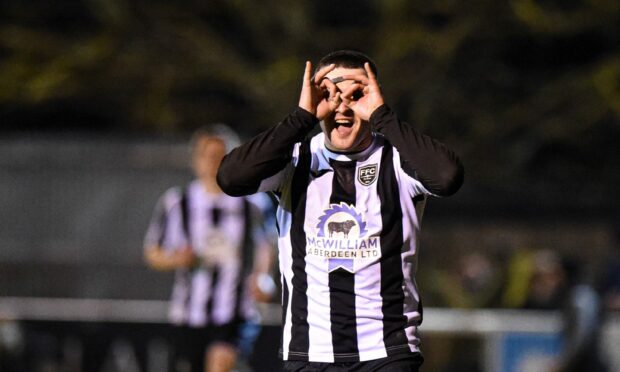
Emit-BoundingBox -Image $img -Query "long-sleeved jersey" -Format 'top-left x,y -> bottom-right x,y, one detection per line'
217,105 -> 463,362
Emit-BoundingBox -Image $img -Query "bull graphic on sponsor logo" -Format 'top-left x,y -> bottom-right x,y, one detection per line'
327,220 -> 356,238
315,203 -> 376,273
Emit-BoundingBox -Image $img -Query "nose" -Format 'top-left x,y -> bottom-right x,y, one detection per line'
335,100 -> 350,114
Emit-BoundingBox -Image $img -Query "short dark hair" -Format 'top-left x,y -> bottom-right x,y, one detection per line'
315,50 -> 378,77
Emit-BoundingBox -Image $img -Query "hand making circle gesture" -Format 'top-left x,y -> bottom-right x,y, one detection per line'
299,61 -> 384,122
298,62 -> 344,121
338,62 -> 384,121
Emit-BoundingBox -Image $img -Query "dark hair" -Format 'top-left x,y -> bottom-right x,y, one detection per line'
315,50 -> 378,77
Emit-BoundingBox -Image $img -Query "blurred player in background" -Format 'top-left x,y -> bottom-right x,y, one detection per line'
217,50 -> 464,371
144,124 -> 275,372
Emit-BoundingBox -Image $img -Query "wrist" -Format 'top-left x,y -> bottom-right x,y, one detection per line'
369,104 -> 390,130
293,106 -> 320,129
255,272 -> 276,296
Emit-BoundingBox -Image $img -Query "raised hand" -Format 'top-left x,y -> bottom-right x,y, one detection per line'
317,76 -> 341,120
298,61 -> 337,120
340,62 -> 384,121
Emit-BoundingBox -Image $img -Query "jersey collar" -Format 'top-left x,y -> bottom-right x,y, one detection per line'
319,133 -> 381,162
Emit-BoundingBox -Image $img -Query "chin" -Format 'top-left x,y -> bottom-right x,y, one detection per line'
325,136 -> 348,150
329,141 -> 356,152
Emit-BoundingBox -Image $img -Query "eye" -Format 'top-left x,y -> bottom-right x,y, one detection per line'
351,90 -> 363,101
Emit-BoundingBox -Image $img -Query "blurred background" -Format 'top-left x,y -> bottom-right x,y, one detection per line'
1,1 -> 619,371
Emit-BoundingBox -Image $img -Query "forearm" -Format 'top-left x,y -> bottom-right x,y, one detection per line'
144,246 -> 176,271
249,241 -> 277,301
371,105 -> 464,196
217,107 -> 318,196
144,245 -> 194,271
253,241 -> 275,275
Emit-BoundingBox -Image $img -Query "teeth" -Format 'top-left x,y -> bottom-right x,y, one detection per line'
336,120 -> 352,124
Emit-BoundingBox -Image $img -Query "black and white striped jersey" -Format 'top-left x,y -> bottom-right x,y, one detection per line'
217,104 -> 464,362
144,180 -> 268,327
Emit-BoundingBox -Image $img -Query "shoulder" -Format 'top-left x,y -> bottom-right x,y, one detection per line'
309,132 -> 325,152
163,185 -> 183,200
292,132 -> 324,157
245,192 -> 269,208
372,134 -> 401,161
159,185 -> 188,209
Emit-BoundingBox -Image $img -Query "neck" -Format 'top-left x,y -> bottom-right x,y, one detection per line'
200,177 -> 221,194
325,133 -> 374,154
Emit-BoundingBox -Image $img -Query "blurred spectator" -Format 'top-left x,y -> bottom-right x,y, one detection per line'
552,259 -> 609,372
500,248 -> 536,308
523,249 -> 569,310
500,248 -> 572,310
428,251 -> 504,309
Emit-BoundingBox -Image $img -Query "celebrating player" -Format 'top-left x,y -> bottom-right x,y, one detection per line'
217,50 -> 464,371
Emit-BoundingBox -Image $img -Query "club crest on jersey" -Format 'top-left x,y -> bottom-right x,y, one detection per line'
358,164 -> 378,186
306,203 -> 381,273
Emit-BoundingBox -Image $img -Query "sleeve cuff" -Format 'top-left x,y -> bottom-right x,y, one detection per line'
369,104 -> 391,129
294,106 -> 320,129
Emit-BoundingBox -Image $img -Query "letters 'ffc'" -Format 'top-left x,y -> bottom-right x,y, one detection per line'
358,164 -> 378,186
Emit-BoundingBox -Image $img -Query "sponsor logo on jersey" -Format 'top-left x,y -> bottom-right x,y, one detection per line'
201,229 -> 236,267
358,164 -> 378,186
307,202 -> 381,273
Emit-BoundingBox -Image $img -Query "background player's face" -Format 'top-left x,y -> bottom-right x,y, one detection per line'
320,66 -> 373,153
192,137 -> 226,180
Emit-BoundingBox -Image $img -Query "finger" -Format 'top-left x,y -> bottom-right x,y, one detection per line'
364,62 -> 381,91
329,91 -> 342,107
364,62 -> 377,82
340,82 -> 365,101
320,78 -> 338,98
320,79 -> 340,105
313,63 -> 336,85
336,74 -> 370,86
340,93 -> 352,107
303,61 -> 312,86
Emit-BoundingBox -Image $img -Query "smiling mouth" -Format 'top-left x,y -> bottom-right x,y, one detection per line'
335,119 -> 354,128
333,120 -> 354,137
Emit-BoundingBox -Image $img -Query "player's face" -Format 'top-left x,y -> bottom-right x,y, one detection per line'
192,137 -> 226,180
320,66 -> 373,153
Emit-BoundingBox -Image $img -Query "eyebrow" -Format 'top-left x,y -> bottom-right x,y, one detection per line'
329,76 -> 346,84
